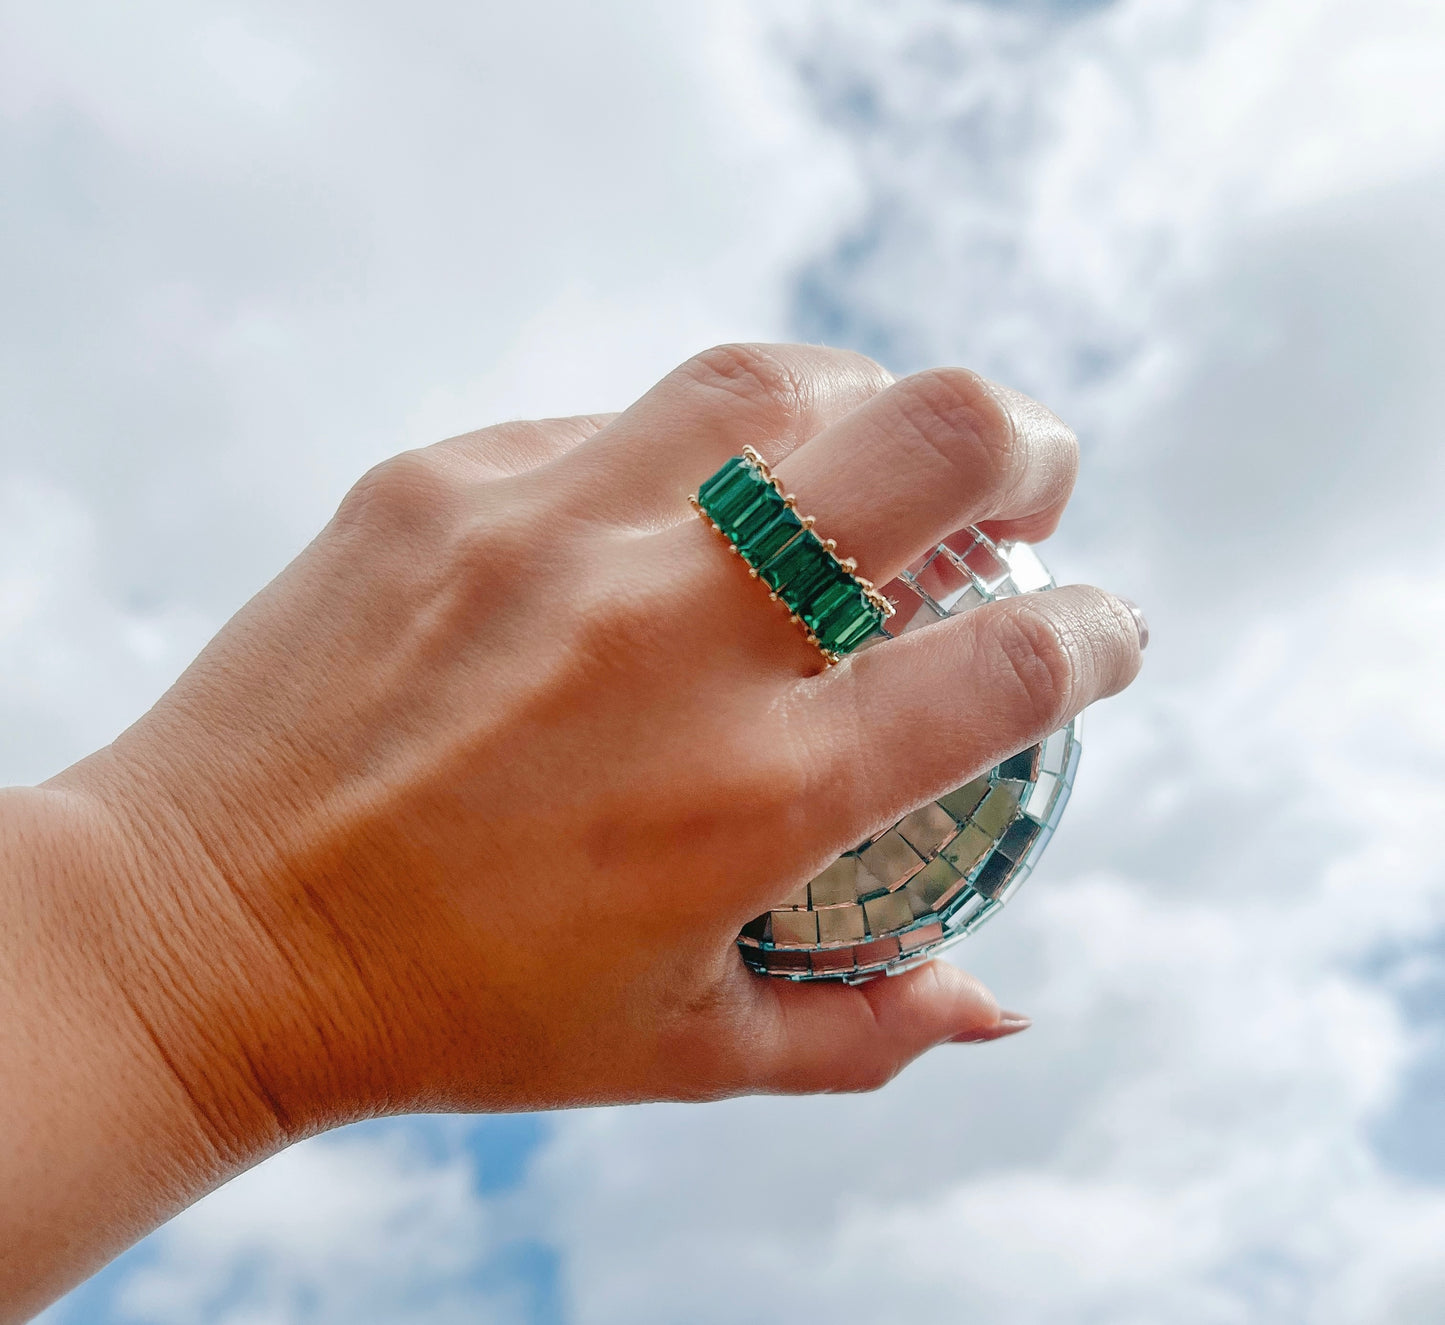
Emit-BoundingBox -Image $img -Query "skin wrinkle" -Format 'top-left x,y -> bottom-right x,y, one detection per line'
972,376 -> 1077,531
439,412 -> 618,478
121,800 -> 341,1143
583,344 -> 897,527
67,771 -> 297,1153
989,601 -> 1081,739
93,739 -> 440,1137
337,450 -> 470,541
682,342 -> 823,422
890,367 -> 1024,518
2,786 -> 270,1202
774,360 -> 1079,589
72,851 -> 234,1152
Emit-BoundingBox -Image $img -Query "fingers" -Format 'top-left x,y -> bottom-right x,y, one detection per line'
794,585 -> 1143,836
735,958 -> 1021,1094
563,343 -> 895,529
772,368 -> 1078,585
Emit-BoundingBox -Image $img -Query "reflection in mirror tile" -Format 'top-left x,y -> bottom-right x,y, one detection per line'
859,830 -> 926,888
897,803 -> 960,856
817,904 -> 867,944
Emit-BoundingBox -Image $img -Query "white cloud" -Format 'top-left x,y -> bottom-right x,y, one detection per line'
16,0 -> 1445,1321
107,1129 -> 533,1325
0,475 -> 213,784
524,580 -> 1445,1324
0,0 -> 854,777
520,1 -> 1445,1322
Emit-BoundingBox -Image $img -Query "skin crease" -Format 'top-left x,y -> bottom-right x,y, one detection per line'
0,344 -> 1143,1320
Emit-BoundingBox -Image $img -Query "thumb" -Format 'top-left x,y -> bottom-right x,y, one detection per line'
740,959 -> 1030,1095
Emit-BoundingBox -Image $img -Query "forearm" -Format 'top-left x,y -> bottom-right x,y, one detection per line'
0,786 -> 240,1321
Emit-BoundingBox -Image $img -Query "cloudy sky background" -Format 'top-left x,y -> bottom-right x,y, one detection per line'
5,0 -> 1445,1319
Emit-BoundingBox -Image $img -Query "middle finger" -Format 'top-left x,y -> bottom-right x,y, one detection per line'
770,367 -> 1079,587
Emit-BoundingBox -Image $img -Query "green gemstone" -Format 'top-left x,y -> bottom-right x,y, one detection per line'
828,605 -> 884,653
803,565 -> 886,653
791,557 -> 853,622
739,503 -> 803,565
764,532 -> 840,606
699,456 -> 883,658
758,529 -> 812,593
812,593 -> 870,649
736,500 -> 791,552
701,461 -> 773,541
802,577 -> 860,633
819,599 -> 883,654
697,457 -> 750,508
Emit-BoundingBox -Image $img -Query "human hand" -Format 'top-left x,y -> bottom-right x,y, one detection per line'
70,342 -> 1142,1132
6,344 -> 1142,1311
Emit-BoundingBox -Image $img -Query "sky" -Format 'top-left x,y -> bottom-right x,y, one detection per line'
5,0 -> 1445,1321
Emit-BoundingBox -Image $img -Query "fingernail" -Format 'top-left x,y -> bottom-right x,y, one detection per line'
1117,597 -> 1149,651
949,1011 -> 1032,1043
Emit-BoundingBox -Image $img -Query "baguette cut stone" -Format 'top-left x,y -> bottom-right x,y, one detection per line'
810,586 -> 884,654
739,503 -> 803,564
696,456 -> 747,506
701,459 -> 774,541
762,530 -> 837,603
805,577 -> 857,622
695,458 -> 753,516
804,575 -> 862,632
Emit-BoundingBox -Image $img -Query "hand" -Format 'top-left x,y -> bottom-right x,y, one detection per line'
3,344 -> 1142,1314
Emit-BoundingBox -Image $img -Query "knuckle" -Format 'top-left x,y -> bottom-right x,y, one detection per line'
678,343 -> 807,421
335,448 -> 458,534
462,419 -> 545,464
992,603 -> 1078,735
446,509 -> 537,588
891,367 -> 1019,501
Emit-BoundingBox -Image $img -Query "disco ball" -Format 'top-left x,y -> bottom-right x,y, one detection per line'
738,529 -> 1081,982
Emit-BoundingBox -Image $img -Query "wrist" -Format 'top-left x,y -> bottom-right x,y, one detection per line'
47,744 -> 310,1148
53,716 -> 421,1148
0,781 -> 275,1317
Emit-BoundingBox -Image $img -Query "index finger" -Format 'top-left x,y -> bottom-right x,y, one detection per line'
754,585 -> 1143,922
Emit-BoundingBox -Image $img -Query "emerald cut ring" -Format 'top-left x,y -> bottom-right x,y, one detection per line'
690,446 -> 893,663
